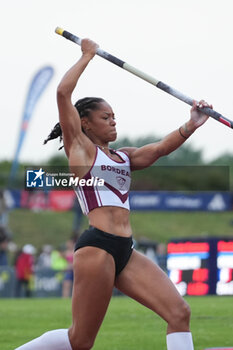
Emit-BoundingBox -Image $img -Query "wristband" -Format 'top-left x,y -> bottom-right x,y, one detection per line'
179,126 -> 188,139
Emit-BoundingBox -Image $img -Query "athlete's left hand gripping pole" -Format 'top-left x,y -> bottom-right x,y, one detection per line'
55,27 -> 233,129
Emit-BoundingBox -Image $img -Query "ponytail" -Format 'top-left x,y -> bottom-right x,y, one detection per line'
44,97 -> 105,150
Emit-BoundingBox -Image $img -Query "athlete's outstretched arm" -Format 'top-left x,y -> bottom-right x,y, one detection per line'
122,100 -> 212,170
57,39 -> 98,156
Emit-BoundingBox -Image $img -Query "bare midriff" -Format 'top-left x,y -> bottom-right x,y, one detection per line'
87,206 -> 132,237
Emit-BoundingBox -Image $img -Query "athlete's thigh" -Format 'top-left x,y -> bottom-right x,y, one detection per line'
115,249 -> 185,323
70,246 -> 115,345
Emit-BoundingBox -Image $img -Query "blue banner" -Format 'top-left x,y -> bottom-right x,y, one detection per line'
4,189 -> 21,209
6,190 -> 233,211
9,66 -> 54,185
129,191 -> 233,211
34,268 -> 64,297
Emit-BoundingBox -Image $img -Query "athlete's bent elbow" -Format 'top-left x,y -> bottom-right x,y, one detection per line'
57,84 -> 72,99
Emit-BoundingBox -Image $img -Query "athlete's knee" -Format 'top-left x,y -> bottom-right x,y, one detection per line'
168,299 -> 191,328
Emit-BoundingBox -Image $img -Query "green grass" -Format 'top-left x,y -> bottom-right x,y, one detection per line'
130,211 -> 233,242
9,209 -> 233,250
8,209 -> 79,249
1,296 -> 233,350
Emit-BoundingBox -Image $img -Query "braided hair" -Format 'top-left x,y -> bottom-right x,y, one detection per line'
43,97 -> 105,150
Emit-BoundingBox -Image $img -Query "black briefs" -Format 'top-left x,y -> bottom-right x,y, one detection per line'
74,226 -> 134,276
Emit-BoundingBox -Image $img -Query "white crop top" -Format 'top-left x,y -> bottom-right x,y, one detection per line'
74,147 -> 131,215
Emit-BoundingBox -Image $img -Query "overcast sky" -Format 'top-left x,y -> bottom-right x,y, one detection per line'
1,0 -> 233,164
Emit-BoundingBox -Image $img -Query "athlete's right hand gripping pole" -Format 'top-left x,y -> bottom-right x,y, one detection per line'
55,27 -> 233,129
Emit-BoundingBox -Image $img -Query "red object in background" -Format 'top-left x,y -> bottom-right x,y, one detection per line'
187,282 -> 209,295
15,253 -> 34,280
21,191 -> 48,210
49,191 -> 75,211
192,268 -> 209,282
167,242 -> 209,254
217,240 -> 233,252
21,190 -> 75,211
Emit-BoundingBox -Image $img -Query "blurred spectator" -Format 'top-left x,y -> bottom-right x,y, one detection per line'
0,227 -> 9,266
137,239 -> 158,263
36,244 -> 53,269
0,190 -> 8,228
51,245 -> 68,271
62,238 -> 75,298
14,244 -> 36,297
156,243 -> 167,271
136,239 -> 167,270
145,246 -> 158,264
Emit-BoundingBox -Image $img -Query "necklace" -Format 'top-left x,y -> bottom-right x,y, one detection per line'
95,144 -> 115,155
95,144 -> 108,150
